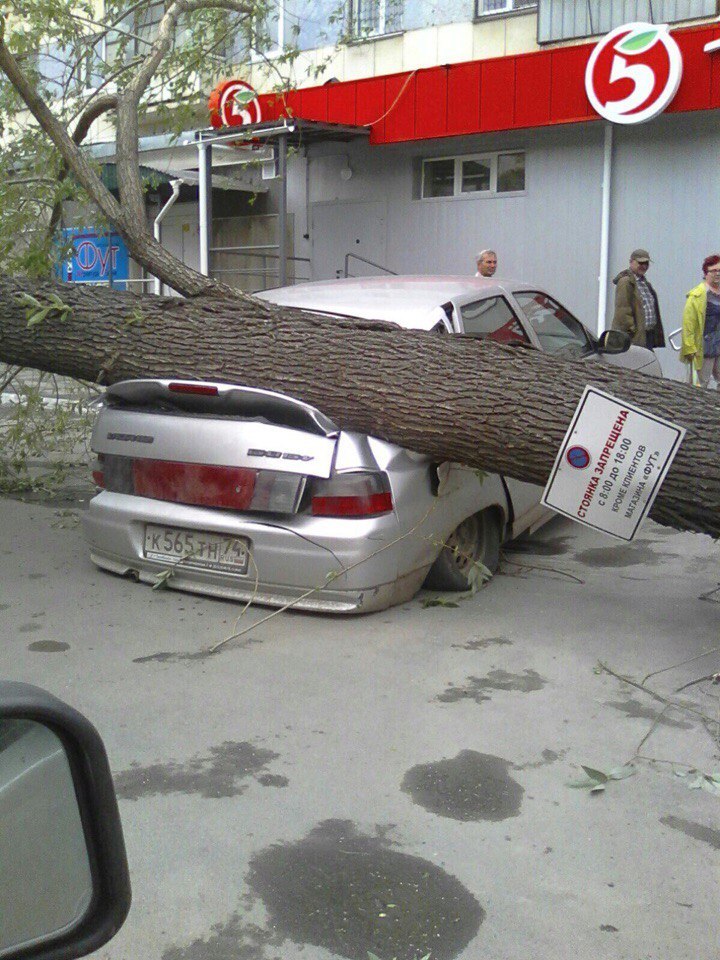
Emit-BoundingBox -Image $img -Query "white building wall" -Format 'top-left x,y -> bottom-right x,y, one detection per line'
286,111 -> 720,380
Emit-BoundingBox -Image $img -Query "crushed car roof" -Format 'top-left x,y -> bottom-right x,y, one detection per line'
257,275 -> 529,330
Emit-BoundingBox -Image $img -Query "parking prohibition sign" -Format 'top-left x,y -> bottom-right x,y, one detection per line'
542,387 -> 685,541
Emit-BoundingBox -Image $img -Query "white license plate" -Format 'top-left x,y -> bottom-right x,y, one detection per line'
144,525 -> 250,575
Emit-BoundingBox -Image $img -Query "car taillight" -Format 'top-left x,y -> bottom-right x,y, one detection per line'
168,382 -> 219,396
91,454 -> 105,488
311,472 -> 393,518
96,454 -> 306,514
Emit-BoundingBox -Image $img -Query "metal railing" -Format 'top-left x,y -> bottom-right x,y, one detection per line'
341,253 -> 397,278
210,247 -> 312,291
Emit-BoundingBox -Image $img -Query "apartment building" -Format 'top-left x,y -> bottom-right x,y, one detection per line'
51,1 -> 720,363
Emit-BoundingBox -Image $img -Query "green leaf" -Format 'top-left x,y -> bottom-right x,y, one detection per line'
581,766 -> 609,784
590,782 -> 607,793
567,777 -> 599,789
234,90 -> 257,106
152,569 -> 174,591
608,765 -> 636,781
618,29 -> 659,53
421,596 -> 460,608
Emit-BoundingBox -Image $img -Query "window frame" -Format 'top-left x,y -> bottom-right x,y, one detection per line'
457,295 -> 532,345
420,151 -> 526,201
476,0 -> 537,18
348,0 -> 403,40
511,289 -> 596,356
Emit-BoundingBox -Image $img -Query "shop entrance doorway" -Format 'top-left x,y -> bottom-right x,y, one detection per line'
311,200 -> 388,280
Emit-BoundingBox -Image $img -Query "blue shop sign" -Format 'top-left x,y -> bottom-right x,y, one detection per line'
61,229 -> 129,289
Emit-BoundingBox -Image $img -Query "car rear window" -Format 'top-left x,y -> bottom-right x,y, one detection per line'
459,296 -> 529,344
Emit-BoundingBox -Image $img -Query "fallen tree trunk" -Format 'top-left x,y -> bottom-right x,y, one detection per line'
1,275 -> 718,537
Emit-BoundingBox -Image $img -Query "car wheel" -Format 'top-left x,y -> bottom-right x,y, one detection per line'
423,509 -> 502,592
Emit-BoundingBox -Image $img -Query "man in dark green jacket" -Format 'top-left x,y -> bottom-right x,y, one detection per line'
611,248 -> 665,350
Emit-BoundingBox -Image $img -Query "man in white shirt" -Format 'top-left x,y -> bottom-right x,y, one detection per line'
475,250 -> 497,278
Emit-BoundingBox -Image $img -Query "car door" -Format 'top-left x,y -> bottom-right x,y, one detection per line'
455,294 -> 546,534
510,290 -> 594,359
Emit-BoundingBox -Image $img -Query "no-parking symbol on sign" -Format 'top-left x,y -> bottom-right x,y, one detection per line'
542,387 -> 685,541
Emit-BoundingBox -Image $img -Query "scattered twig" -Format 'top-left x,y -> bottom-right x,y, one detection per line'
642,645 -> 720,686
597,661 -> 719,747
699,584 -> 720,604
209,502 -> 441,653
500,554 -> 585,584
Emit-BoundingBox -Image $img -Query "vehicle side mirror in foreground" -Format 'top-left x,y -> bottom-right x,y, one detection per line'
0,682 -> 130,960
598,329 -> 631,354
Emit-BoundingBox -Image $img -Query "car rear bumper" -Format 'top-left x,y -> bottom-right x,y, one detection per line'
83,492 -> 429,614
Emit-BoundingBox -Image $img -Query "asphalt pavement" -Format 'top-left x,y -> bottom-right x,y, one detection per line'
1,493 -> 719,960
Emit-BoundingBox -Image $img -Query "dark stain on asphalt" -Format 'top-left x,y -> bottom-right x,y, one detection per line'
513,748 -> 566,770
0,603 -> 10,611
660,815 -> 720,850
606,698 -> 693,729
18,622 -> 42,634
133,650 -> 218,663
133,638 -> 262,663
28,640 -> 70,652
257,774 -> 289,787
162,915 -> 284,960
600,925 -> 619,933
114,742 -> 286,800
503,535 -> 573,557
453,636 -> 512,650
573,541 -> 678,568
401,751 -> 524,822
27,573 -> 46,580
247,820 -> 484,960
437,669 -> 546,704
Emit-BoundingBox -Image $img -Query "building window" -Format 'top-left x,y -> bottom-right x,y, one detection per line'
350,0 -> 403,38
33,39 -> 104,97
477,0 -> 537,16
421,152 -> 525,199
538,0 -> 717,44
106,1 -> 165,64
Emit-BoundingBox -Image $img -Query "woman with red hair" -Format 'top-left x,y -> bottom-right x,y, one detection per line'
681,254 -> 720,388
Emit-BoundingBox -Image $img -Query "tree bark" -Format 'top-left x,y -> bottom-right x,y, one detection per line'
1,275 -> 718,537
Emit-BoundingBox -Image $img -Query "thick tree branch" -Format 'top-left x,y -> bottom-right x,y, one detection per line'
0,276 -> 718,539
46,93 -> 119,240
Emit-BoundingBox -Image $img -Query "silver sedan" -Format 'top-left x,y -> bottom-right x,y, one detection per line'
83,277 -> 660,613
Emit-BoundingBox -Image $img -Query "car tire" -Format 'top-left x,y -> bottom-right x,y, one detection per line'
423,509 -> 503,592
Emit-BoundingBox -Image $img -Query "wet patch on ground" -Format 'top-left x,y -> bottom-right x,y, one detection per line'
247,820 -> 484,960
503,535 -> 574,557
0,603 -> 10,611
513,748 -> 567,770
28,640 -> 70,652
18,622 -> 42,633
133,638 -> 262,663
114,741 -> 286,800
452,637 -> 512,650
162,916 -> 284,960
573,541 -> 678,568
660,815 -> 720,850
437,669 -> 547,704
401,751 -> 524,822
26,573 -> 46,580
605,698 -> 693,729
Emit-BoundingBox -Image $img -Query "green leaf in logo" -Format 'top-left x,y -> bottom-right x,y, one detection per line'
618,29 -> 660,54
234,90 -> 257,106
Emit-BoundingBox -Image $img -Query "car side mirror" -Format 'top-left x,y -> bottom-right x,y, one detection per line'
598,329 -> 631,354
0,682 -> 130,960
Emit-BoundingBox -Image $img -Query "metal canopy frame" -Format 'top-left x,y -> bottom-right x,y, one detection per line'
195,118 -> 370,286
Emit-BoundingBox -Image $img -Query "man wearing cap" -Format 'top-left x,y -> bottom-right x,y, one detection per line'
611,249 -> 665,350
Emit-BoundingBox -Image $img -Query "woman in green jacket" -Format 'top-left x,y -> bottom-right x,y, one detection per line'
681,254 -> 720,388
